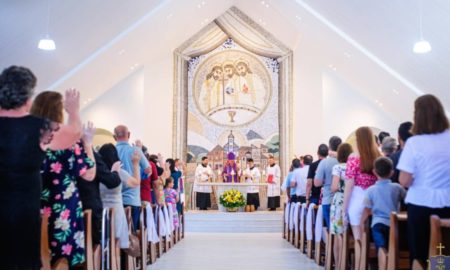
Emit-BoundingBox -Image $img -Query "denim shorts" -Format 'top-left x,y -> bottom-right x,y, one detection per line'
371,223 -> 390,250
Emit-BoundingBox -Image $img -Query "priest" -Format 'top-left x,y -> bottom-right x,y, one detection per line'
266,154 -> 281,210
222,152 -> 240,183
194,157 -> 213,210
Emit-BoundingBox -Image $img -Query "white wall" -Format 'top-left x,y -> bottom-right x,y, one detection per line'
82,68 -> 145,142
322,71 -> 397,143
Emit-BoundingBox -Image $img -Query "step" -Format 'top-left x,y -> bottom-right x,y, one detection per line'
185,210 -> 283,233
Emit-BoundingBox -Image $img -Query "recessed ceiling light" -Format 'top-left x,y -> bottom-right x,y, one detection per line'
117,49 -> 125,56
38,38 -> 56,51
344,52 -> 351,58
266,4 -> 269,8
166,14 -> 173,20
295,15 -> 302,21
261,1 -> 265,4
392,89 -> 399,95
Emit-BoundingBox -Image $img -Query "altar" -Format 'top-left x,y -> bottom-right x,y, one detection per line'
192,182 -> 269,211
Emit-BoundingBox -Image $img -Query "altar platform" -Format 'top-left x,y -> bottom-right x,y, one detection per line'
185,210 -> 283,233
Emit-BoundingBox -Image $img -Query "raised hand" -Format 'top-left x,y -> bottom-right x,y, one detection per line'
131,150 -> 140,165
111,161 -> 121,172
134,139 -> 143,149
64,88 -> 80,116
82,121 -> 96,145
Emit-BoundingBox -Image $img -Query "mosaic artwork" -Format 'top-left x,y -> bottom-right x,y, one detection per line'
187,39 -> 280,174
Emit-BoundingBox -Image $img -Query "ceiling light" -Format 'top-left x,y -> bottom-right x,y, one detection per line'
38,38 -> 56,51
266,4 -> 269,8
392,89 -> 399,95
344,52 -> 351,58
295,15 -> 302,21
38,0 -> 55,51
166,14 -> 173,20
413,40 -> 431,54
413,0 -> 431,54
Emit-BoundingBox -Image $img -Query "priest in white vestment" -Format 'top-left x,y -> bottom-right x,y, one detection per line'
194,157 -> 213,210
266,154 -> 281,210
244,158 -> 260,210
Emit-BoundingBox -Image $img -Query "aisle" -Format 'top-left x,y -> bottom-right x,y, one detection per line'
148,233 -> 323,270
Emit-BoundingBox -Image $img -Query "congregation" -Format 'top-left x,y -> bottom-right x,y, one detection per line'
283,93 -> 450,268
0,66 -> 184,270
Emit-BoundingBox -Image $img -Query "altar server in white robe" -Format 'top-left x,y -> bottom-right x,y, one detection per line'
266,154 -> 281,210
244,158 -> 260,210
194,157 -> 213,210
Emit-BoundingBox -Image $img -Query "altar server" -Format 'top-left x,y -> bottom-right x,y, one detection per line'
244,158 -> 261,210
194,157 -> 213,210
266,155 -> 281,210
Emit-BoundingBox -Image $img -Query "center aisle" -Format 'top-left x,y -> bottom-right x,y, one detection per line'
147,233 -> 323,270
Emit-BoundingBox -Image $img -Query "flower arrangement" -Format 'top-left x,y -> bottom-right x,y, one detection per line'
219,189 -> 246,209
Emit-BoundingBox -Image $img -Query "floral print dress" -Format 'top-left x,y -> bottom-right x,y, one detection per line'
41,141 -> 94,267
330,163 -> 347,235
164,188 -> 179,228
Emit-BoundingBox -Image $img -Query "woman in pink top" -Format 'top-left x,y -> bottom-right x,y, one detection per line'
343,127 -> 380,242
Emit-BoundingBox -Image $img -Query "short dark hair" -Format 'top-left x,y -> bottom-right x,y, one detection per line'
247,158 -> 254,163
374,157 -> 393,179
378,131 -> 390,145
398,121 -> 413,143
317,144 -> 329,157
201,156 -> 208,161
303,155 -> 313,165
337,143 -> 353,163
292,158 -> 301,169
164,177 -> 174,189
329,136 -> 342,151
0,66 -> 36,110
412,94 -> 449,135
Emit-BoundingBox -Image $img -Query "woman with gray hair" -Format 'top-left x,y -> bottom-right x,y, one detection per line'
0,66 -> 82,269
381,136 -> 398,157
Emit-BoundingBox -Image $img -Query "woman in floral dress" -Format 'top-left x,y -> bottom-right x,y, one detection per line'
330,143 -> 353,267
31,91 -> 96,267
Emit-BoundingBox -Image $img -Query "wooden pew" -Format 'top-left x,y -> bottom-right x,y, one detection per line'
387,212 -> 409,270
145,205 -> 157,265
137,206 -> 148,269
108,208 -> 120,270
299,203 -> 307,254
359,215 -> 377,270
324,229 -> 334,270
124,207 -> 137,270
306,204 -> 318,258
283,202 -> 288,239
83,210 -> 95,270
314,205 -> 326,265
429,215 -> 450,256
155,206 -> 164,258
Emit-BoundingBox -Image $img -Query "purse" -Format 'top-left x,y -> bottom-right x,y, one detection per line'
123,214 -> 141,257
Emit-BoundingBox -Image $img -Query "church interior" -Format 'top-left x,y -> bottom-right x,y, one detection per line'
1,0 -> 450,269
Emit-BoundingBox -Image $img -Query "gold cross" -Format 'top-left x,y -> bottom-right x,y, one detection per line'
437,243 -> 445,256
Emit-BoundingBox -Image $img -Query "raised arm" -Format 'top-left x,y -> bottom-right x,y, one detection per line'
80,121 -> 96,181
45,89 -> 82,150
126,150 -> 142,188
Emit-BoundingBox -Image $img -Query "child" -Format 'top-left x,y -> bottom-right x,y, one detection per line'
330,143 -> 353,267
361,157 -> 406,256
164,178 -> 180,228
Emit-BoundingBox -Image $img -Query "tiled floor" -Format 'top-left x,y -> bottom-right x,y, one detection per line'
148,233 -> 323,270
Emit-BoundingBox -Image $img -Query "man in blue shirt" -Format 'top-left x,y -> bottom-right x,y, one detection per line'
314,136 -> 342,228
114,125 -> 151,231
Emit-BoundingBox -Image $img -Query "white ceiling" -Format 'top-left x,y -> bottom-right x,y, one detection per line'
1,0 -> 449,117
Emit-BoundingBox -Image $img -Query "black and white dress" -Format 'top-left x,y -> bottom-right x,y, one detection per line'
266,164 -> 281,209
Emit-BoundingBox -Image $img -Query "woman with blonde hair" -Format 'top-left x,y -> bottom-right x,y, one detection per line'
343,127 -> 381,240
398,94 -> 450,267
